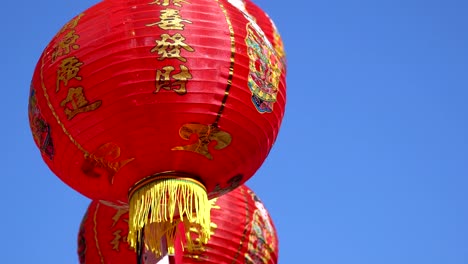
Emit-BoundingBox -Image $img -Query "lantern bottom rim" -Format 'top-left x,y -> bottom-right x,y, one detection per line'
128,171 -> 205,199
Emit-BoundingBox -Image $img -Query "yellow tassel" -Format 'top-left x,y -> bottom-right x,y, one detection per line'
127,175 -> 211,257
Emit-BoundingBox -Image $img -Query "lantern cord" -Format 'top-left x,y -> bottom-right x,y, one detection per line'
136,226 -> 144,264
127,176 -> 211,258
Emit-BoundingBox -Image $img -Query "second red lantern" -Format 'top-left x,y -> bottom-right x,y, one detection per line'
78,185 -> 279,263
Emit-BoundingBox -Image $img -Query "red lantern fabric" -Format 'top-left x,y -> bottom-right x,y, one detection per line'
78,200 -> 174,264
29,0 -> 286,256
78,185 -> 279,264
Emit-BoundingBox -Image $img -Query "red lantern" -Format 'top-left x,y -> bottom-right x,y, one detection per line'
29,0 -> 286,256
78,185 -> 279,263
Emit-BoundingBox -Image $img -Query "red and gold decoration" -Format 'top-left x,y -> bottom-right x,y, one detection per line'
29,0 -> 286,257
227,0 -> 286,64
78,185 -> 278,263
243,0 -> 286,64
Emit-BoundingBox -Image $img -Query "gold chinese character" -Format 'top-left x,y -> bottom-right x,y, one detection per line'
52,30 -> 80,61
82,143 -> 134,184
185,222 -> 217,256
60,87 -> 102,119
112,208 -> 128,227
56,56 -> 83,92
151,33 -> 194,62
155,65 -> 192,94
149,0 -> 190,7
172,124 -> 232,159
111,230 -> 127,251
57,13 -> 84,34
146,8 -> 192,30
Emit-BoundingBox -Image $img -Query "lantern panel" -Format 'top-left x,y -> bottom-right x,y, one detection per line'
78,185 -> 279,264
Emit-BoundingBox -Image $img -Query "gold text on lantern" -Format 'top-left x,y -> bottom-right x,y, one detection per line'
60,87 -> 102,120
112,208 -> 129,227
55,56 -> 102,119
155,65 -> 192,95
185,203 -> 220,259
57,13 -> 84,35
81,142 -> 135,183
52,30 -> 80,62
149,0 -> 190,7
111,230 -> 128,251
56,56 -> 83,92
151,33 -> 194,62
51,14 -> 103,120
185,222 -> 218,256
172,124 -> 232,159
147,0 -> 195,95
52,13 -> 83,62
146,8 -> 192,30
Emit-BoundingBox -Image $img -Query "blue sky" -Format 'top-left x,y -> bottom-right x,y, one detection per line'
2,0 -> 468,263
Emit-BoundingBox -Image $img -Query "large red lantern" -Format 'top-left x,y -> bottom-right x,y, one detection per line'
29,0 -> 286,256
78,185 -> 279,263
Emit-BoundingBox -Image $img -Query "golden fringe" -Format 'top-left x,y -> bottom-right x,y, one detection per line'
127,178 -> 211,257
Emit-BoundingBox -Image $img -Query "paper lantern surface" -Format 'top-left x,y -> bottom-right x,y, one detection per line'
78,185 -> 279,264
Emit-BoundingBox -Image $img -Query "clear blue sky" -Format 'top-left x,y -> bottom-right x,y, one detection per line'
2,0 -> 468,263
